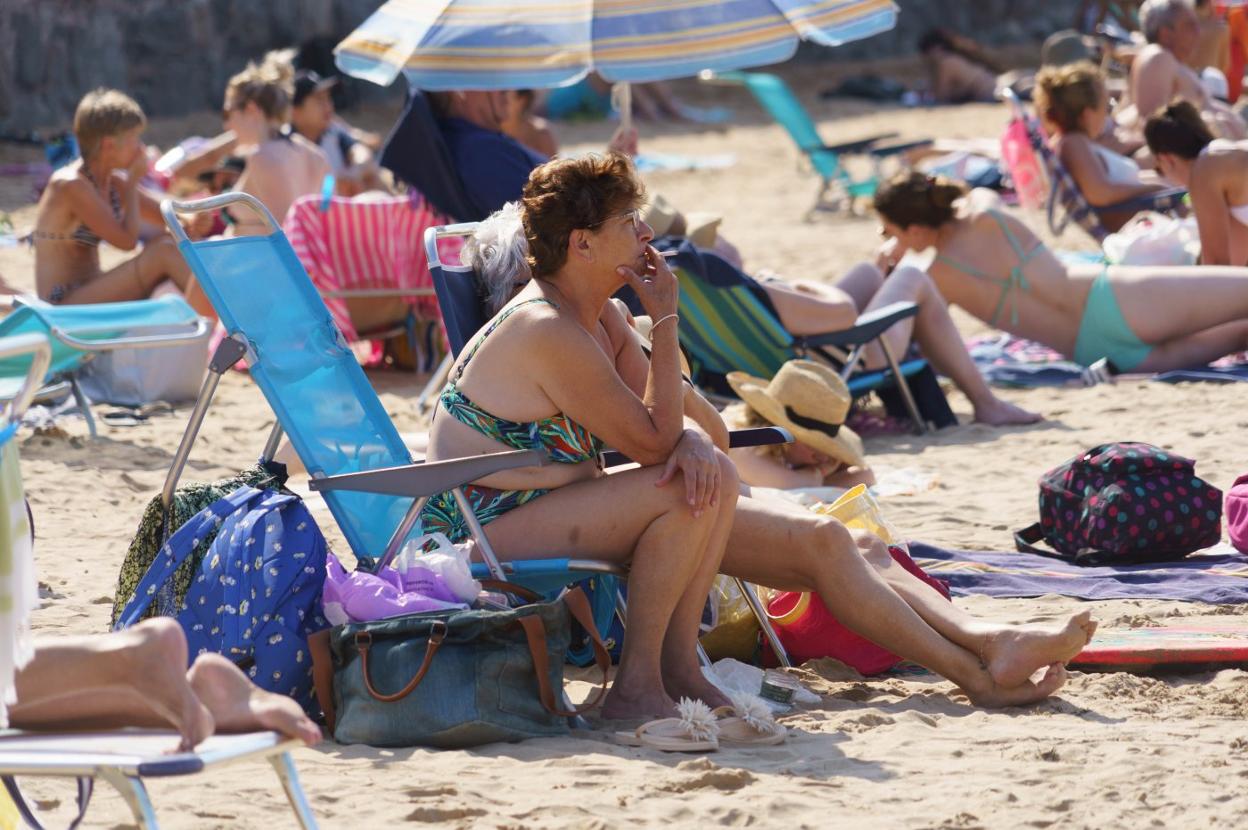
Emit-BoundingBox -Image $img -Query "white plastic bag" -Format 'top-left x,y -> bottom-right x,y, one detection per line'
1102,212 -> 1199,266
392,532 -> 481,604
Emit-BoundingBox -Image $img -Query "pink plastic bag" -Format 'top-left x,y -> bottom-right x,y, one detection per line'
1226,474 -> 1248,554
1000,118 -> 1046,210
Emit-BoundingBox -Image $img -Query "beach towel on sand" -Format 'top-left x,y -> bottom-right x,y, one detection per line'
283,193 -> 460,342
910,542 -> 1248,604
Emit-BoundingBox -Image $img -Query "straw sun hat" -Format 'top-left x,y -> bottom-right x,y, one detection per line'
641,193 -> 722,248
727,360 -> 865,468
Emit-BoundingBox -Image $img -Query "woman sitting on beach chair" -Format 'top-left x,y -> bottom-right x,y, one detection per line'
31,89 -> 210,314
1035,62 -> 1172,233
434,157 -> 1095,714
874,171 -> 1248,372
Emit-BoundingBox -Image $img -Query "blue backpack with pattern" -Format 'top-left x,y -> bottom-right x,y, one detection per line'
116,485 -> 329,711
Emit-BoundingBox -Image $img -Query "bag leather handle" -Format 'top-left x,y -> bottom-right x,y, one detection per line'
308,628 -> 337,732
517,587 -> 611,717
356,620 -> 447,703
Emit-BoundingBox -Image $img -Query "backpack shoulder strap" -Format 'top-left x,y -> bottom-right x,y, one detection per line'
114,486 -> 264,628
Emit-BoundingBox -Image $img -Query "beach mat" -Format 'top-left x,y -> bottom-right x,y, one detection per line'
909,542 -> 1248,604
1071,621 -> 1248,673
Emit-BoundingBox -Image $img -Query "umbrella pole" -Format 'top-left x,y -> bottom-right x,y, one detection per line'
612,82 -> 633,134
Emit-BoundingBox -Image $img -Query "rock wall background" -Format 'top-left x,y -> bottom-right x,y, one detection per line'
0,0 -> 1081,135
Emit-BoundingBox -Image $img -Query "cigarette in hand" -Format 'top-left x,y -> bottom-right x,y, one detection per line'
659,250 -> 678,259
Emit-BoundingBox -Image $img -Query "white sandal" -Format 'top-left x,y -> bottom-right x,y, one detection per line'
712,694 -> 787,747
613,697 -> 720,752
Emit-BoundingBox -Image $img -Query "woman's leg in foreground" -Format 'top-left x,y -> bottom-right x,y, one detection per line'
854,266 -> 1041,425
64,237 -> 214,317
659,453 -> 739,707
9,619 -> 320,749
723,497 -> 1092,705
480,463 -> 732,719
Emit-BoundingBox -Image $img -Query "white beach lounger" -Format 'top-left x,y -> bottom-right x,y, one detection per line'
0,729 -> 318,829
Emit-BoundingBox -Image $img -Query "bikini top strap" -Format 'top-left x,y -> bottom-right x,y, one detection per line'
452,297 -> 557,382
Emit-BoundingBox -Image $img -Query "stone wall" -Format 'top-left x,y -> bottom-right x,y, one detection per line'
0,0 -> 1083,136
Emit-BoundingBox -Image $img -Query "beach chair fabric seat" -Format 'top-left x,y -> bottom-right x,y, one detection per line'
283,192 -> 459,343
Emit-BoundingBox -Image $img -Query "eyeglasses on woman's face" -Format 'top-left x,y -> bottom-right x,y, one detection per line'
588,209 -> 642,235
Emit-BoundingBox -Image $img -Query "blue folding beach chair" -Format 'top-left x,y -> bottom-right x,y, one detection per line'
703,70 -> 931,218
0,295 -> 211,436
160,195 -> 795,673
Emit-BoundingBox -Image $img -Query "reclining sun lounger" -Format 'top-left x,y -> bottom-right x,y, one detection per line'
0,730 -> 317,830
702,70 -> 931,218
0,331 -> 318,830
0,295 -> 211,436
159,194 -> 799,671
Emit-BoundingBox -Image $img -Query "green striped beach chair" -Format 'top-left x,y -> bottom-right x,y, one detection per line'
666,244 -> 955,433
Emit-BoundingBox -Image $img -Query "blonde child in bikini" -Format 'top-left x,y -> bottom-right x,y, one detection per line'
31,89 -> 210,314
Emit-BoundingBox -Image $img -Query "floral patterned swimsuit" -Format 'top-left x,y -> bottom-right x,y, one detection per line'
417,299 -> 603,542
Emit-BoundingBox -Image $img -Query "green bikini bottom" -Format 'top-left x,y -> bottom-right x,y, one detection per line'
1071,270 -> 1153,371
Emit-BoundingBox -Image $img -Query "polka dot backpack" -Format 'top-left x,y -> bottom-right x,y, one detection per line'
1014,443 -> 1223,566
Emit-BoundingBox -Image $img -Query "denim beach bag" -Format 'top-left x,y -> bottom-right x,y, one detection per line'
310,584 -> 610,749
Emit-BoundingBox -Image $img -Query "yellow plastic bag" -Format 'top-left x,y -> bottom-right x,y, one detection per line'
699,576 -> 761,662
814,484 -> 902,546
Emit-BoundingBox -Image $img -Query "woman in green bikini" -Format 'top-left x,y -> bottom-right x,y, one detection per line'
874,171 -> 1248,372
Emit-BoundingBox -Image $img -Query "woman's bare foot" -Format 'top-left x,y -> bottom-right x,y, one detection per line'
963,662 -> 1068,707
982,612 -> 1097,689
124,619 -> 215,750
187,654 -> 321,746
662,668 -> 731,711
601,682 -> 678,721
972,397 -> 1043,426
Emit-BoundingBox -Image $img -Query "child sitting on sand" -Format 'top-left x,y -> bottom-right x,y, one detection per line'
31,88 -> 210,313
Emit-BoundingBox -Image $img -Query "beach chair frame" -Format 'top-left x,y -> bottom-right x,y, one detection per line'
0,730 -> 317,830
0,297 -> 212,437
702,70 -> 931,219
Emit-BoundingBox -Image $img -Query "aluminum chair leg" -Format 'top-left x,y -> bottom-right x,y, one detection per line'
69,376 -> 96,438
736,578 -> 791,668
98,768 -> 158,830
416,353 -> 452,415
269,751 -> 320,830
877,338 -> 926,435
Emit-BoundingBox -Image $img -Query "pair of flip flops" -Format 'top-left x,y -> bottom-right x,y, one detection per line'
614,695 -> 787,752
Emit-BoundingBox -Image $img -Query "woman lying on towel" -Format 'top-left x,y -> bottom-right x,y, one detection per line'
874,171 -> 1248,373
426,155 -> 1095,718
1145,99 -> 1248,266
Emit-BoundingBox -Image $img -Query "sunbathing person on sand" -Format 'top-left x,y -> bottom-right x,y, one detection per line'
31,89 -> 210,314
432,156 -> 1095,717
9,618 -> 319,750
874,171 -> 1248,372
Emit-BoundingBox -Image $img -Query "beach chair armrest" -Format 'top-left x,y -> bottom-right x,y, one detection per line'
812,132 -> 899,156
600,426 -> 792,467
796,302 -> 919,348
868,139 -> 934,158
308,449 -> 546,498
1099,187 -> 1187,214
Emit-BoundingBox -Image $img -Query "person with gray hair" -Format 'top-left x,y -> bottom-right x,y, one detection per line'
1128,0 -> 1247,138
461,202 -> 533,315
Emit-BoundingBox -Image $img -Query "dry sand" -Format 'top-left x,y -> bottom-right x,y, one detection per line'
2,63 -> 1248,828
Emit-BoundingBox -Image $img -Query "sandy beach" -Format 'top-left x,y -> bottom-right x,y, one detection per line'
2,61 -> 1248,828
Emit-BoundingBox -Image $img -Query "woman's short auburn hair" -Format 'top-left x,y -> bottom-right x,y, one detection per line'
520,153 -> 645,279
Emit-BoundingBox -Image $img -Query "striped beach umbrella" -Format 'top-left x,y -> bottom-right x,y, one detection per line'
335,0 -> 898,90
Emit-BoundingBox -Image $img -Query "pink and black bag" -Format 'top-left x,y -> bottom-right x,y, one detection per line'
1015,442 -> 1223,566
